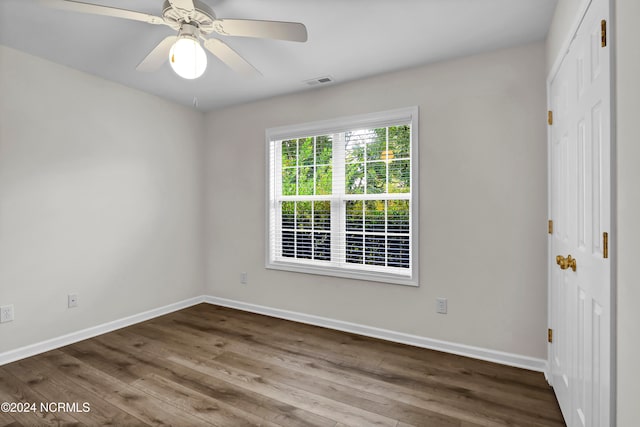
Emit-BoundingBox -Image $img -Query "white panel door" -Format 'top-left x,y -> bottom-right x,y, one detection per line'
548,0 -> 611,425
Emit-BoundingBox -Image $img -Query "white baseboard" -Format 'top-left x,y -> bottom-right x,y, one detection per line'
0,296 -> 206,366
1,294 -> 548,373
203,296 -> 548,373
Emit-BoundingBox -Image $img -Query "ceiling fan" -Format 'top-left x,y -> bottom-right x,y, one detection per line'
39,0 -> 308,79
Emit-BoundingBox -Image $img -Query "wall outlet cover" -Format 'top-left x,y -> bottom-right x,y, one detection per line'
0,304 -> 14,323
68,294 -> 79,308
436,297 -> 448,314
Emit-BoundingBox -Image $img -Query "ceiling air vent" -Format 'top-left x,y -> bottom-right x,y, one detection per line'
304,76 -> 334,86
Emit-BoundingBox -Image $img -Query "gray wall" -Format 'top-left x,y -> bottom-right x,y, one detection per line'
613,0 -> 640,423
0,46 -> 206,352
205,42 -> 549,359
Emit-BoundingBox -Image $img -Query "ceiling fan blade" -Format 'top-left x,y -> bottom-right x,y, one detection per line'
203,38 -> 261,77
39,0 -> 166,25
213,19 -> 308,42
136,36 -> 177,72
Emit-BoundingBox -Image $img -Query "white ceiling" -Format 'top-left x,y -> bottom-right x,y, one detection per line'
0,0 -> 557,112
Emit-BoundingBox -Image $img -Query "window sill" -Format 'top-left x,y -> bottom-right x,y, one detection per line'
266,259 -> 419,287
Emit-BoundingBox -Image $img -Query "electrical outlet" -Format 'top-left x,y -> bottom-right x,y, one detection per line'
0,305 -> 14,323
436,297 -> 448,314
240,272 -> 248,284
68,294 -> 78,308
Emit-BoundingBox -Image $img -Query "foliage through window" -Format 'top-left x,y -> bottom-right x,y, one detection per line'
267,108 -> 418,286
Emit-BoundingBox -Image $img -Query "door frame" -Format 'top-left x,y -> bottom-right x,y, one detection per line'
545,0 -> 617,425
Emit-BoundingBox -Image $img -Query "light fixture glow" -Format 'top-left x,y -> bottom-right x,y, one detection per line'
169,34 -> 207,80
381,150 -> 395,162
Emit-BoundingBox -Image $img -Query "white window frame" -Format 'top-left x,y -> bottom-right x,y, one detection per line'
265,106 -> 419,286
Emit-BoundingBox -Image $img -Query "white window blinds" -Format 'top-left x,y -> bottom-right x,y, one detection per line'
266,107 -> 419,286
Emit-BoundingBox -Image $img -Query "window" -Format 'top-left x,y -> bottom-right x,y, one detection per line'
266,107 -> 419,286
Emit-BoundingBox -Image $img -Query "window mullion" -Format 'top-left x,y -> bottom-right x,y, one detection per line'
385,127 -> 390,193
311,201 -> 315,260
295,201 -> 300,259
332,132 -> 345,265
273,141 -> 282,260
385,128 -> 389,267
295,139 -> 300,196
384,200 -> 388,267
312,137 -> 317,261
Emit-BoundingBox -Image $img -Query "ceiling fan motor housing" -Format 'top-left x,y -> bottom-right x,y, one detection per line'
162,0 -> 216,34
177,22 -> 201,40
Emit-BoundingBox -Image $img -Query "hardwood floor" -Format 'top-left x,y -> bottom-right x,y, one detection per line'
0,304 -> 565,426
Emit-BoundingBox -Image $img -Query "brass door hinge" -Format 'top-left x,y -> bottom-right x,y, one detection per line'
603,232 -> 609,259
548,328 -> 553,343
548,220 -> 553,235
601,20 -> 607,47
548,110 -> 553,125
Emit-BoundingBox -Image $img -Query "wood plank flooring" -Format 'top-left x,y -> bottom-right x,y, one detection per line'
0,304 -> 565,426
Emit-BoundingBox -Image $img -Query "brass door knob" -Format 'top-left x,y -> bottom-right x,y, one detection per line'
556,254 -> 577,272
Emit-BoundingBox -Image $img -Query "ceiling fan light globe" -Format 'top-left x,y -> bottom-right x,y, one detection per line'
169,36 -> 207,79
